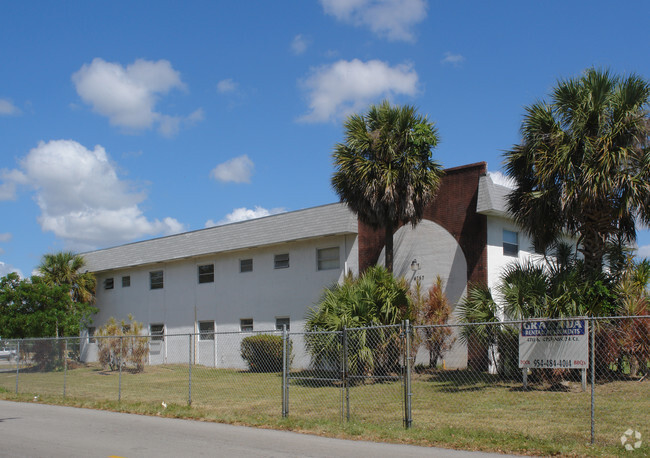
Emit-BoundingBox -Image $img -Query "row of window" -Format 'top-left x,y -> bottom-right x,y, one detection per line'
103,247 -> 340,290
88,318 -> 291,343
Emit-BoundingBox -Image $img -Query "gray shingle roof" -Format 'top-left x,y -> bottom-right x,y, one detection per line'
476,174 -> 511,216
82,203 -> 357,273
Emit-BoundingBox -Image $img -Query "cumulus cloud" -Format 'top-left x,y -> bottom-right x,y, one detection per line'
291,34 -> 310,55
441,52 -> 465,67
217,78 -> 238,94
488,171 -> 516,189
0,169 -> 27,200
636,244 -> 650,259
9,139 -> 186,250
205,206 -> 286,227
72,58 -> 200,136
299,59 -> 419,122
210,155 -> 254,184
320,0 -> 427,42
0,233 -> 11,242
0,261 -> 22,278
0,98 -> 20,116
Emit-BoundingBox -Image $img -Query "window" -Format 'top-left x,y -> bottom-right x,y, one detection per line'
87,327 -> 96,343
104,278 -> 114,290
240,258 -> 253,273
240,318 -> 253,332
122,275 -> 131,287
317,247 -> 340,270
199,321 -> 215,340
275,317 -> 290,332
503,230 -> 519,257
150,270 -> 164,289
274,253 -> 289,269
198,264 -> 214,284
150,324 -> 164,341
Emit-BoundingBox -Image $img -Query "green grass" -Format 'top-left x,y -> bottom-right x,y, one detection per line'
0,364 -> 648,456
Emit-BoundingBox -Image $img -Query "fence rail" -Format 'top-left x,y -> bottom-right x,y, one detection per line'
0,316 -> 648,448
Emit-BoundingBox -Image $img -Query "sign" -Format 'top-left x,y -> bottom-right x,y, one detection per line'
518,319 -> 589,369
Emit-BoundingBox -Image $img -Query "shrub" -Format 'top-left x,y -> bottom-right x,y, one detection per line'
240,334 -> 292,372
97,315 -> 149,372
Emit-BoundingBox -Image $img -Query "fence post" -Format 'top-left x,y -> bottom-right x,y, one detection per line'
590,319 -> 595,445
188,333 -> 192,406
15,340 -> 20,394
282,325 -> 288,418
63,339 -> 67,398
403,320 -> 413,429
118,336 -> 122,403
342,327 -> 350,422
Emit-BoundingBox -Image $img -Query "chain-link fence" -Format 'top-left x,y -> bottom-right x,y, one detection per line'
0,316 -> 648,448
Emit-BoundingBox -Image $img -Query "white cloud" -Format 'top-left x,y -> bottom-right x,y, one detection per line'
320,0 -> 427,42
636,244 -> 650,259
217,79 -> 238,94
0,98 -> 20,116
488,171 -> 516,189
0,262 -> 22,278
0,233 -> 11,242
72,58 -> 200,135
14,139 -> 186,250
441,52 -> 465,67
0,169 -> 27,200
210,155 -> 254,184
291,34 -> 310,55
205,206 -> 286,227
299,59 -> 419,123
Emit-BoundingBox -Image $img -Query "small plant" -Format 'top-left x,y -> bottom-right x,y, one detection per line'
96,315 -> 149,372
240,334 -> 292,372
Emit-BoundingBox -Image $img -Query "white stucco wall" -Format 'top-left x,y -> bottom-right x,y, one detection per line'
86,234 -> 358,368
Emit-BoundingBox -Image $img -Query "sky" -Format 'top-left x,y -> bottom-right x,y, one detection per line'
1,0 -> 650,278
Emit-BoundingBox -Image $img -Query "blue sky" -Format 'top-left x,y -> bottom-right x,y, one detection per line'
1,0 -> 650,277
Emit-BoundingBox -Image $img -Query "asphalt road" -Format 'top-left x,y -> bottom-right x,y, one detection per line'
0,400 -> 513,458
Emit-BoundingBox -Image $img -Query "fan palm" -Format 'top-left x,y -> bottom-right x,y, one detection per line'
332,100 -> 443,272
504,68 -> 650,275
38,251 -> 96,305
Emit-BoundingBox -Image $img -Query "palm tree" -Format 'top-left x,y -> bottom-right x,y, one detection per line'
332,100 -> 443,272
38,252 -> 96,336
39,251 -> 95,304
504,68 -> 650,275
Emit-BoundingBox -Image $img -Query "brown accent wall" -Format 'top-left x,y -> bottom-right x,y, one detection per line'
357,162 -> 488,286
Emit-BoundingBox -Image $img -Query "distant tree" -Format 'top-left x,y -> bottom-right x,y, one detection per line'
504,68 -> 650,275
332,100 -> 443,272
0,272 -> 96,339
38,252 -> 96,337
38,251 -> 96,305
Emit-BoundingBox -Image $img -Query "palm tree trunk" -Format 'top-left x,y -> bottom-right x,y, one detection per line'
385,220 -> 394,273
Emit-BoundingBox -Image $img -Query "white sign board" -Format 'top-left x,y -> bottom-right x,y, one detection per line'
519,319 -> 589,369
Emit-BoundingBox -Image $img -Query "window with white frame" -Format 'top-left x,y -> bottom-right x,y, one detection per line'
199,321 -> 215,340
122,275 -> 131,287
150,323 -> 164,341
150,270 -> 164,289
104,278 -> 114,290
274,253 -> 289,269
317,247 -> 340,270
240,258 -> 253,273
240,318 -> 253,332
503,229 -> 519,257
275,317 -> 290,331
198,264 -> 214,284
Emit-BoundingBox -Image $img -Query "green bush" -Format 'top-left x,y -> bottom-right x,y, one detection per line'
240,334 -> 292,372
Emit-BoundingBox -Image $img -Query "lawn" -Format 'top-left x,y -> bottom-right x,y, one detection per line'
0,364 -> 647,456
